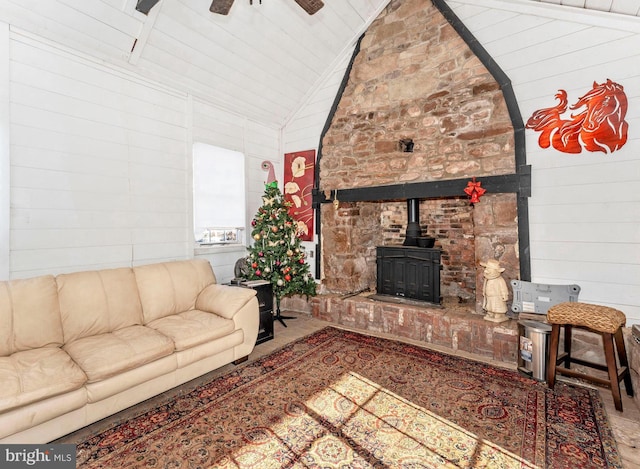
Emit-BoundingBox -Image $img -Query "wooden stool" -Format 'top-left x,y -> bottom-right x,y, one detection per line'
547,302 -> 634,412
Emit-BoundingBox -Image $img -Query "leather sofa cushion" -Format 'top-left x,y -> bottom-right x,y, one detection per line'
0,276 -> 63,355
146,310 -> 236,351
196,284 -> 257,320
0,346 -> 87,413
57,268 -> 144,343
63,325 -> 174,383
135,259 -> 216,323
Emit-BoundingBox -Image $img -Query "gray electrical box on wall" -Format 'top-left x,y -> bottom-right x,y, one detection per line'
511,280 -> 581,315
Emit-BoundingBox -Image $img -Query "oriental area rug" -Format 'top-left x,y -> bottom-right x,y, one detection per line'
76,327 -> 621,468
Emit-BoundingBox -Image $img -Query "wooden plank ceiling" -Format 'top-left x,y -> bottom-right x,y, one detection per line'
0,0 -> 637,128
533,0 -> 640,16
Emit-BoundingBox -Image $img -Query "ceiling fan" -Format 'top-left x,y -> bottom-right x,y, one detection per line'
210,0 -> 324,16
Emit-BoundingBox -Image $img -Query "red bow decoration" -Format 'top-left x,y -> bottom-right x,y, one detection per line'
464,177 -> 486,204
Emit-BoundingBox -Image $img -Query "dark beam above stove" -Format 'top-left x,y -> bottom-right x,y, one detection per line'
312,168 -> 531,206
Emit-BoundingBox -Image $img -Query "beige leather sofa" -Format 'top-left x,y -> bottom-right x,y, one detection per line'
0,259 -> 259,443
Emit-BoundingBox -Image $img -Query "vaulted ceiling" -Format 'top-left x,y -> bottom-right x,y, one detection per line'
1,0 -> 637,128
534,0 -> 639,16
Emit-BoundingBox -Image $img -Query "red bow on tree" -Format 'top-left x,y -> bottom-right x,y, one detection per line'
464,177 -> 486,204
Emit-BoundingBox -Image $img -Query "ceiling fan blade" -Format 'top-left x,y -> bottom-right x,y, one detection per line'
210,0 -> 235,15
293,0 -> 324,15
135,0 -> 161,15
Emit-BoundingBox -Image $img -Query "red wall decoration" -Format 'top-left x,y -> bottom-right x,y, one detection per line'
463,177 -> 486,204
283,150 -> 315,241
526,79 -> 628,154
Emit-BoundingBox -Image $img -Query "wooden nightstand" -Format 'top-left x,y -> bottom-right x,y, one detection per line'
231,280 -> 274,345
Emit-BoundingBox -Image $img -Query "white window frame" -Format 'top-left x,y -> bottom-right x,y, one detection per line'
193,143 -> 246,246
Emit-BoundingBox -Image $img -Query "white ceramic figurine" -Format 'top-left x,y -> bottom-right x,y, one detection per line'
480,259 -> 510,323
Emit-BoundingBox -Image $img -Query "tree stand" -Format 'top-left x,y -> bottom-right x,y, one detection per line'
274,295 -> 296,327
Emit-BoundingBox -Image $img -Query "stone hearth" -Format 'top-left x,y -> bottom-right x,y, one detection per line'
310,294 -> 518,364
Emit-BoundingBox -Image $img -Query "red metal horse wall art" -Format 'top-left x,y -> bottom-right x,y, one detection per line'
526,79 -> 628,154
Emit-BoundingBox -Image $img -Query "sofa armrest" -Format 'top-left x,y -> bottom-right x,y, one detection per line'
195,284 -> 257,319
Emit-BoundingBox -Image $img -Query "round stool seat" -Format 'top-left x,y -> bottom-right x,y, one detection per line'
547,302 -> 626,334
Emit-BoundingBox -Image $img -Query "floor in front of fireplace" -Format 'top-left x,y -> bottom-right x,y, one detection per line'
55,312 -> 640,468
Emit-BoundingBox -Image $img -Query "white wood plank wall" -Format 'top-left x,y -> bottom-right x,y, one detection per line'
0,23 -> 9,279
7,31 -> 190,278
3,32 -> 283,282
448,0 -> 640,323
0,27 -> 284,283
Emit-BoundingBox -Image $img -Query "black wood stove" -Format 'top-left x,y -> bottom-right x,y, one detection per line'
376,198 -> 441,304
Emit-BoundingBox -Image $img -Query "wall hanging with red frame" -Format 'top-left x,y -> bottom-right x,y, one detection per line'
283,150 -> 315,241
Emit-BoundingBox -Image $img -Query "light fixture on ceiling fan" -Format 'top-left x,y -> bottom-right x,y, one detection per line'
209,0 -> 324,16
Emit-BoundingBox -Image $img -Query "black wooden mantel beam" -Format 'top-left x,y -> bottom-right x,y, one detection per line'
312,169 -> 531,206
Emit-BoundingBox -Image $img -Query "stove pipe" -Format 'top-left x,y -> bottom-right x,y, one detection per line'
403,198 -> 421,246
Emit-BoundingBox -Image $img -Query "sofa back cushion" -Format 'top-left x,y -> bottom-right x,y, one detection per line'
57,267 -> 143,343
0,276 -> 63,355
134,259 -> 216,324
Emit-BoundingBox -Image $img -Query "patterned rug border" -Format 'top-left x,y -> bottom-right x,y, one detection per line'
76,326 -> 622,468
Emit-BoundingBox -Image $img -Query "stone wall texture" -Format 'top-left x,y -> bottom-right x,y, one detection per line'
320,0 -> 515,192
320,202 -> 383,294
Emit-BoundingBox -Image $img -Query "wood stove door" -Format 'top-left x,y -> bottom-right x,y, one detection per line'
377,246 -> 441,304
378,255 -> 397,296
405,257 -> 421,298
415,254 -> 438,303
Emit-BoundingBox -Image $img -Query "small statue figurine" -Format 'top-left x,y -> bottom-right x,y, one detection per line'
480,259 -> 510,323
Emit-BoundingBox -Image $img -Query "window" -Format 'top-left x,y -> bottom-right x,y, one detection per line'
193,143 -> 246,245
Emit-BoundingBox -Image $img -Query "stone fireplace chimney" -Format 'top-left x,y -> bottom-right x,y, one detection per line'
311,0 -> 528,313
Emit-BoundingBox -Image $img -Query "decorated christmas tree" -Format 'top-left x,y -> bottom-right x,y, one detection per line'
246,181 -> 316,325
